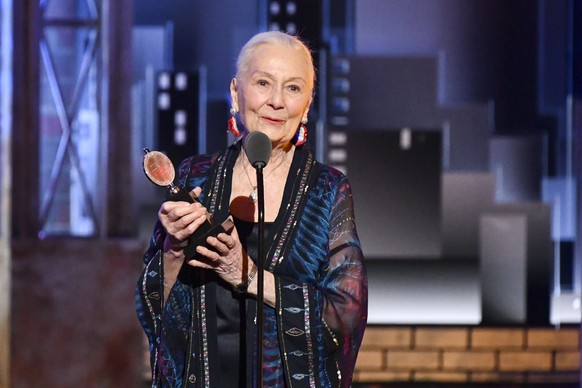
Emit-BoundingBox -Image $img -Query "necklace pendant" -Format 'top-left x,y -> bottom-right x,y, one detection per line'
249,189 -> 257,203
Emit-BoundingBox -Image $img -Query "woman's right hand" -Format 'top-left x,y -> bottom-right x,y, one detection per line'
159,187 -> 207,301
159,187 -> 207,258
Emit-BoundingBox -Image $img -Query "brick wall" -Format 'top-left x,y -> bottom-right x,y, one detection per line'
354,325 -> 580,385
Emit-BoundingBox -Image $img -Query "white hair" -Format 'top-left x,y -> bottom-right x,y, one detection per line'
235,31 -> 316,92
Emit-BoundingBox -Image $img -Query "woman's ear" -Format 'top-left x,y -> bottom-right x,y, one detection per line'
302,104 -> 311,121
229,78 -> 238,111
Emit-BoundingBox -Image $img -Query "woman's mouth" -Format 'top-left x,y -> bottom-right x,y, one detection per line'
261,116 -> 285,125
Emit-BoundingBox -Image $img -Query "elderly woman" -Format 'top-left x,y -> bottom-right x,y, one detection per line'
137,31 -> 367,387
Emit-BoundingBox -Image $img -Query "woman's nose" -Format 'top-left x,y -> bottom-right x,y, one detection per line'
267,86 -> 284,109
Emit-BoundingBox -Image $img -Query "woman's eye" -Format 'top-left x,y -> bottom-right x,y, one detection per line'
288,85 -> 301,93
258,80 -> 269,87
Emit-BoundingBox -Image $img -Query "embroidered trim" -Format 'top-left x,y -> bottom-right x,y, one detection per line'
285,307 -> 304,314
289,350 -> 307,357
208,153 -> 228,214
147,270 -> 158,277
200,287 -> 210,388
183,286 -> 197,386
303,285 -> 316,388
194,151 -> 230,387
323,319 -> 339,347
269,153 -> 314,269
277,280 -> 294,387
323,319 -> 341,385
285,327 -> 305,337
142,252 -> 161,384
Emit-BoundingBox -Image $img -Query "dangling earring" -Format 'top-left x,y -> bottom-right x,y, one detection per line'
228,107 -> 241,137
292,117 -> 308,146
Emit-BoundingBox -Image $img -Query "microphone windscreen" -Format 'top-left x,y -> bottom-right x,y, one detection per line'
244,131 -> 272,168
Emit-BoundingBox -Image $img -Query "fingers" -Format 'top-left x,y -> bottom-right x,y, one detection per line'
190,229 -> 239,266
158,192 -> 209,242
160,200 -> 205,222
219,230 -> 235,246
186,251 -> 217,270
190,245 -> 221,270
216,220 -> 238,250
187,226 -> 250,290
189,187 -> 202,201
204,219 -> 238,253
159,187 -> 203,216
161,203 -> 206,234
204,234 -> 232,255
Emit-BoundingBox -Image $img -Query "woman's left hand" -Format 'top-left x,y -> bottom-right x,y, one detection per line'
190,222 -> 252,289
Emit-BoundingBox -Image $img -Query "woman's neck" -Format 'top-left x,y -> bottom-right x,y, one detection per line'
240,141 -> 294,174
267,146 -> 293,171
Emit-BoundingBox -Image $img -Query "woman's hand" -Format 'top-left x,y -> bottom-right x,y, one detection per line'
159,187 -> 208,301
159,187 -> 207,257
191,224 -> 254,290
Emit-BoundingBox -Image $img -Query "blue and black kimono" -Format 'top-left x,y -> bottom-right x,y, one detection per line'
136,141 -> 367,387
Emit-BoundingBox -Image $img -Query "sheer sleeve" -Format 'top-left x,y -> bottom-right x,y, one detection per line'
322,177 -> 368,353
274,174 -> 367,387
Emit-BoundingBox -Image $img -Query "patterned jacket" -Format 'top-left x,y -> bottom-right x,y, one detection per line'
136,142 -> 367,387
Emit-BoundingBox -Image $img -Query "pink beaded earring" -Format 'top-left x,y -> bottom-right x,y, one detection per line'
292,117 -> 308,146
227,107 -> 241,137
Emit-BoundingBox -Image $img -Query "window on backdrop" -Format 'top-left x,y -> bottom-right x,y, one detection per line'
38,0 -> 102,237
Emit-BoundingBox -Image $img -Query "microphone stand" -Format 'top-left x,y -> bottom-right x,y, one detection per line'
255,163 -> 265,388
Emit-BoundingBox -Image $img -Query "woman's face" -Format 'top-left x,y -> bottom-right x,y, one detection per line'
231,43 -> 313,148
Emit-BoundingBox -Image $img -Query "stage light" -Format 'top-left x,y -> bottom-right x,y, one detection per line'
269,1 -> 280,15
286,22 -> 297,35
286,2 -> 296,15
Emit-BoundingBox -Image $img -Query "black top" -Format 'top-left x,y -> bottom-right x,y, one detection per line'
215,217 -> 272,387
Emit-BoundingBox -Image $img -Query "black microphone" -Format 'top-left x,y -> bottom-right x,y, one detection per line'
243,130 -> 272,387
244,131 -> 272,169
